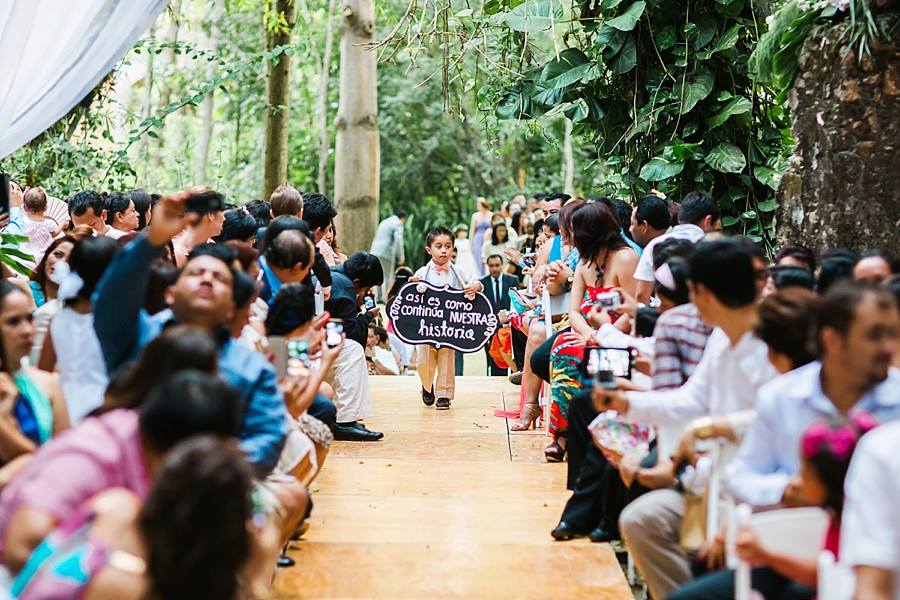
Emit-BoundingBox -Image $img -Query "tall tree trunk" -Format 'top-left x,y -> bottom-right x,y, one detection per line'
153,0 -> 182,172
262,0 -> 297,199
316,0 -> 337,194
195,0 -> 225,185
333,0 -> 379,254
562,118 -> 574,196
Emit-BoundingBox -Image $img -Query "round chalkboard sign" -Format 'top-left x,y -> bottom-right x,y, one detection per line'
387,281 -> 499,353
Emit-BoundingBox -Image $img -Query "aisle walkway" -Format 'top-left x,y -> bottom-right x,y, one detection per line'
273,376 -> 632,599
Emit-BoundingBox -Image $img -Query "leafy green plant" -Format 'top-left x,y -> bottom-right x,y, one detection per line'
482,0 -> 792,247
0,233 -> 34,277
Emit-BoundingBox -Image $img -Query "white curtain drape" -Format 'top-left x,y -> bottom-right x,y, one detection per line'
0,0 -> 170,159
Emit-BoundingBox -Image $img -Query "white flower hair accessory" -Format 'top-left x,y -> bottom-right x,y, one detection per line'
54,262 -> 85,302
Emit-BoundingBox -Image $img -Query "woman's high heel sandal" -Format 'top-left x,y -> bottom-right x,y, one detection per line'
510,402 -> 541,431
544,437 -> 567,462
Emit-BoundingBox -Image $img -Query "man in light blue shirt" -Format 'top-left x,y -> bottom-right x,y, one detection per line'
726,283 -> 900,508
671,283 -> 899,599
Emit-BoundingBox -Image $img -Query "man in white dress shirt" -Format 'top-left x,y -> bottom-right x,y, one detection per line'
598,239 -> 775,600
370,210 -> 407,301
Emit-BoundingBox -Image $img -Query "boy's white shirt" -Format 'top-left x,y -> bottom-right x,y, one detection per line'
414,260 -> 478,290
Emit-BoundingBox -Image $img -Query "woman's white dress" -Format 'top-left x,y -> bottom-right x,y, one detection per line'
453,237 -> 479,283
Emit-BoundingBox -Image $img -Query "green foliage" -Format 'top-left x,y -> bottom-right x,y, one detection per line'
751,0 -> 897,101
0,233 -> 34,277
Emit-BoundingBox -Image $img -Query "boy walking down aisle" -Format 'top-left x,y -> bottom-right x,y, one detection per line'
411,227 -> 484,410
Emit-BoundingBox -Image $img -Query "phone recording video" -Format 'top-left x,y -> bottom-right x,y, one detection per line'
587,347 -> 634,388
595,291 -> 622,309
325,320 -> 344,348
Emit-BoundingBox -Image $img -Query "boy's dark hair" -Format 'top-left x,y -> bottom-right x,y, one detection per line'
775,243 -> 816,272
342,252 -> 384,288
545,192 -> 571,206
770,265 -> 815,291
266,229 -> 313,271
395,210 -> 408,219
138,371 -> 243,453
232,270 -> 259,309
67,190 -> 105,217
104,192 -> 131,225
426,226 -> 454,247
635,306 -> 660,338
634,195 -> 670,230
687,238 -> 756,308
245,200 -> 272,228
266,283 -> 316,335
677,191 -> 719,226
301,192 -> 337,232
219,209 -> 258,243
817,248 -> 859,294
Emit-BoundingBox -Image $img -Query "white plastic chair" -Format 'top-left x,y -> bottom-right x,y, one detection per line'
734,504 -> 829,600
817,551 -> 855,600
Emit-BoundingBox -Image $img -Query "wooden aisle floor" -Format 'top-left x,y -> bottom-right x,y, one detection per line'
273,375 -> 632,599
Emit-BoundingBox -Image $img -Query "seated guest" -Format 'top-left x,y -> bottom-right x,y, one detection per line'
20,188 -> 56,266
27,237 -> 75,310
217,208 -> 259,245
0,371 -> 243,573
842,419 -> 900,600
542,201 -> 638,459
259,216 -> 331,302
774,243 -> 816,272
633,191 -> 721,303
595,239 -> 775,600
550,253 -> 699,544
853,249 -> 894,284
508,200 -> 584,430
0,282 -> 68,477
674,415 -> 877,600
817,248 -> 858,294
324,253 -> 385,441
170,187 -> 225,267
366,325 -> 399,375
761,264 -> 816,297
302,193 -> 340,298
672,283 -> 899,599
628,194 -> 670,252
38,237 -> 117,422
103,193 -> 139,240
265,283 -> 340,429
259,228 -> 315,306
127,190 -> 153,231
67,191 -> 108,237
93,189 -> 290,476
9,436 -> 277,600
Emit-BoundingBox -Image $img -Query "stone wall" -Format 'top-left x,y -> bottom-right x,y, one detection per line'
776,26 -> 900,256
